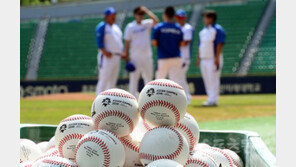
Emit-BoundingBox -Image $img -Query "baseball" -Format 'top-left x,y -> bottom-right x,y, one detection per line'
20,139 -> 43,163
139,126 -> 189,166
197,147 -> 235,167
45,136 -> 56,152
20,161 -> 33,167
91,88 -> 139,137
174,112 -> 200,152
37,141 -> 49,153
32,148 -> 60,167
120,135 -> 142,167
138,79 -> 187,126
146,159 -> 183,167
75,129 -> 125,167
130,117 -> 152,141
223,149 -> 244,167
34,156 -> 77,167
54,114 -> 94,160
185,152 -> 218,167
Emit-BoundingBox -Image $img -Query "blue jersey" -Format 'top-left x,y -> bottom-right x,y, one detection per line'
152,22 -> 183,59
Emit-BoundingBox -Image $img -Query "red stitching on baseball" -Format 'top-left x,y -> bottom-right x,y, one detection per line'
210,147 -> 234,167
21,163 -> 32,167
58,133 -> 84,158
100,91 -> 136,100
143,120 -> 152,131
34,149 -> 59,162
120,137 -> 139,153
175,123 -> 197,151
139,126 -> 184,161
185,158 -> 209,167
42,159 -> 76,167
61,116 -> 91,123
94,110 -> 134,133
140,100 -> 180,123
75,136 -> 110,167
147,81 -> 184,90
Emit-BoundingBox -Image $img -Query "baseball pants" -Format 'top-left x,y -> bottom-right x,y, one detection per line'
156,57 -> 183,85
129,56 -> 153,97
200,56 -> 223,103
96,52 -> 121,95
179,61 -> 191,102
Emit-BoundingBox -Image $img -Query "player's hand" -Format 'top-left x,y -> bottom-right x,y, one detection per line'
105,52 -> 112,58
140,6 -> 148,13
196,58 -> 200,67
121,52 -> 129,61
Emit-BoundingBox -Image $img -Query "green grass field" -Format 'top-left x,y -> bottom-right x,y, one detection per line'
20,94 -> 276,155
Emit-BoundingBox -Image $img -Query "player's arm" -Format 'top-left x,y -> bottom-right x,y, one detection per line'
151,26 -> 159,47
151,39 -> 158,47
96,25 -> 111,58
214,29 -> 226,67
141,6 -> 159,26
123,40 -> 130,61
180,28 -> 192,46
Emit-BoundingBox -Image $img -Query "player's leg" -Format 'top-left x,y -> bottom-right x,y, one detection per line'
96,53 -> 109,95
129,58 -> 141,97
141,57 -> 153,84
108,56 -> 121,89
168,58 -> 183,85
212,56 -> 223,103
200,59 -> 212,102
156,59 -> 169,79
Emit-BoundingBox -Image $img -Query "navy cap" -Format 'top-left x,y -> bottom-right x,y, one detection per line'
176,9 -> 186,17
104,7 -> 116,16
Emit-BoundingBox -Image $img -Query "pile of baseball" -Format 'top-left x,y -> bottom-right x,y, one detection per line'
20,79 -> 244,167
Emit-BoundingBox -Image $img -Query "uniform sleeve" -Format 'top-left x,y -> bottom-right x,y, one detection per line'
124,25 -> 132,41
183,27 -> 193,41
215,28 -> 226,44
143,19 -> 154,29
95,24 -> 105,49
152,26 -> 160,41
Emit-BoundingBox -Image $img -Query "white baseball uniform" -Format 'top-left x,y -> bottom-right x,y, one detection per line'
179,23 -> 193,102
95,22 -> 123,95
124,19 -> 154,97
199,23 -> 226,103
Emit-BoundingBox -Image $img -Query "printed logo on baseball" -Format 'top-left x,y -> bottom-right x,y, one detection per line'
146,159 -> 183,167
174,113 -> 200,152
75,129 -> 125,167
54,114 -> 94,160
138,79 -> 187,126
139,126 -> 190,166
91,88 -> 139,137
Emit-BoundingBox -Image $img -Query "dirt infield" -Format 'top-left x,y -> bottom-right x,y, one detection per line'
23,93 -> 96,101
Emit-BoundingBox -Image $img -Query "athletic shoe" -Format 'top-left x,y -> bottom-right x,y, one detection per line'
202,101 -> 218,107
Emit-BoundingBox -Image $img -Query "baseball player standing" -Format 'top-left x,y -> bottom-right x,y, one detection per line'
95,7 -> 124,95
176,9 -> 193,103
123,6 -> 159,97
152,6 -> 184,84
197,10 -> 226,106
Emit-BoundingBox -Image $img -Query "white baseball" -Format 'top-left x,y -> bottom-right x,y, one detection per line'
138,79 -> 187,126
223,149 -> 244,167
32,148 -> 60,167
37,142 -> 49,153
139,126 -> 189,166
91,88 -> 139,137
45,136 -> 56,152
185,152 -> 218,167
20,161 -> 33,167
120,135 -> 142,167
55,114 -> 94,160
197,147 -> 235,167
75,129 -> 125,167
35,157 -> 77,167
146,159 -> 183,167
20,139 -> 42,163
130,117 -> 152,142
174,113 -> 200,152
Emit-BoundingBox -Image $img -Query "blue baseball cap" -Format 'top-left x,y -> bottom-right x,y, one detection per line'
176,9 -> 186,18
104,7 -> 116,16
